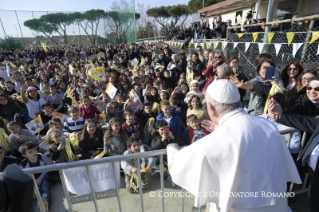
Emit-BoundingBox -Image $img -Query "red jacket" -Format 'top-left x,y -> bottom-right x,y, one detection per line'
122,120 -> 144,141
79,104 -> 101,119
188,127 -> 209,144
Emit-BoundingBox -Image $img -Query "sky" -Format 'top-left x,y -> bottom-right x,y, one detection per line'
0,0 -> 188,37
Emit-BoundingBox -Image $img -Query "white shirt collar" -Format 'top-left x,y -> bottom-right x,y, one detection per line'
218,108 -> 244,127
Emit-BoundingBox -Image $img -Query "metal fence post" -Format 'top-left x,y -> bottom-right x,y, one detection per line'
112,162 -> 122,212
59,170 -> 74,212
30,174 -> 46,212
300,19 -> 315,65
136,158 -> 145,212
85,166 -> 99,212
160,154 -> 165,212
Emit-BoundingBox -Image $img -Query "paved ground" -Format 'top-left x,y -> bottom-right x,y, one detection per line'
32,176 -> 310,212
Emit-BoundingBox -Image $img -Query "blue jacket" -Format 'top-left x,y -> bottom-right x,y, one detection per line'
156,112 -> 181,137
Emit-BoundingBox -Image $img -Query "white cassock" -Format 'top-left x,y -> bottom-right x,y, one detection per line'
167,108 -> 301,212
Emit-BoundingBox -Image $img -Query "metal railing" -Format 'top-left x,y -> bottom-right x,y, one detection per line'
22,128 -> 309,212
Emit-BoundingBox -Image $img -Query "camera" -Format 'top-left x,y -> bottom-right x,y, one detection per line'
0,164 -> 34,212
246,10 -> 254,20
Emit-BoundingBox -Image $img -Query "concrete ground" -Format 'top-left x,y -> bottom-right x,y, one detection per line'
32,175 -> 310,212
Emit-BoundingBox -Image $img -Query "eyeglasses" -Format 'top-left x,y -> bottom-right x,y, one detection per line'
302,78 -> 311,81
306,86 -> 319,91
215,56 -> 222,59
287,67 -> 299,71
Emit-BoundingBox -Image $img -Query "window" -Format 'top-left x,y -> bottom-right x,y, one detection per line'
276,0 -> 299,15
235,11 -> 243,25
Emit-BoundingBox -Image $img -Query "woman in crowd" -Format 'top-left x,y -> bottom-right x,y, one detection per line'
228,57 -> 248,103
216,64 -> 232,80
186,95 -> 209,124
280,61 -> 303,98
230,60 -> 285,115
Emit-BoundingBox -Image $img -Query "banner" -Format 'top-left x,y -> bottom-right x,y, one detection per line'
245,42 -> 251,52
287,32 -> 295,46
310,32 -> 319,44
62,162 -> 120,195
129,89 -> 143,110
292,43 -> 303,57
274,44 -> 282,56
267,32 -> 275,44
237,33 -> 244,38
41,43 -> 48,53
105,82 -> 118,99
252,32 -> 259,42
25,115 -> 44,134
233,42 -> 239,50
258,43 -> 265,54
87,68 -> 102,82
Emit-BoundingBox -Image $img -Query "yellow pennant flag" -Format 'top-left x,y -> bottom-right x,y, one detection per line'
310,32 -> 319,44
41,43 -> 48,53
206,43 -> 210,48
94,151 -> 105,159
267,32 -> 275,44
287,32 -> 295,46
213,42 -> 217,49
263,84 -> 284,114
188,43 -> 192,48
0,128 -> 11,152
237,33 -> 244,38
252,32 -> 259,42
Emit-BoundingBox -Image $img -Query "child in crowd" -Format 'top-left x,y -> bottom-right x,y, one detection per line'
122,109 -> 144,142
159,90 -> 169,102
121,136 -> 154,192
40,103 -> 53,134
156,100 -> 181,138
93,81 -> 103,97
5,81 -> 17,95
93,92 -> 110,113
78,119 -> 105,159
184,80 -> 205,104
46,85 -> 63,112
39,81 -> 51,100
104,117 -> 127,156
79,95 -> 101,119
160,69 -> 175,89
186,95 -> 210,124
19,142 -> 51,211
63,105 -> 84,136
133,83 -> 144,104
119,81 -> 130,101
116,94 -> 125,111
7,121 -> 41,160
48,129 -> 76,163
106,102 -> 124,122
0,146 -> 18,172
182,114 -> 210,145
135,103 -> 157,129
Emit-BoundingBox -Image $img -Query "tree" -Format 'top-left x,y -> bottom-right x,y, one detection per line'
146,5 -> 191,37
135,3 -> 159,39
106,0 -> 140,44
187,0 -> 224,13
24,19 -> 59,45
0,36 -> 22,49
69,10 -> 106,45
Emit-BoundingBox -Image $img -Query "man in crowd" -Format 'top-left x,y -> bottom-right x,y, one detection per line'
213,15 -> 227,39
167,80 -> 301,212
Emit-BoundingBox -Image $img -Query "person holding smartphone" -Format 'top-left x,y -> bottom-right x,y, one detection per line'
229,57 -> 248,103
230,60 -> 285,115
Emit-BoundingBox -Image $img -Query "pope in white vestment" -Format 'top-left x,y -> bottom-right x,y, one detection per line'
167,80 -> 301,212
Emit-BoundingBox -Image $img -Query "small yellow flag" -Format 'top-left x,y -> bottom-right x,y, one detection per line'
213,42 -> 217,49
287,32 -> 295,46
310,32 -> 319,44
267,32 -> 275,44
252,32 -> 259,42
41,43 -> 48,53
206,43 -> 210,48
237,33 -> 244,38
188,43 -> 192,48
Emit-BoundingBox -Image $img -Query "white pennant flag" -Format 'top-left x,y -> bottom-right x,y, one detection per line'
223,42 -> 228,49
191,38 -> 194,43
258,43 -> 265,54
292,43 -> 303,57
317,44 -> 319,55
233,42 -> 239,50
245,43 -> 251,52
274,44 -> 282,56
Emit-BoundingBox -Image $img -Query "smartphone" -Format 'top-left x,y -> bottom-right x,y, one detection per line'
176,87 -> 184,92
188,63 -> 191,68
60,136 -> 66,144
163,125 -> 170,134
233,63 -> 238,69
264,66 -> 275,80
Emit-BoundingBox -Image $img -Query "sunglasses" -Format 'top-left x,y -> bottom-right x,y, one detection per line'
215,56 -> 222,59
196,49 -> 201,52
306,86 -> 319,91
288,67 -> 299,71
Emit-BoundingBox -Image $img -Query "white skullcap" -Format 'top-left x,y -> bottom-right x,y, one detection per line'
207,79 -> 240,104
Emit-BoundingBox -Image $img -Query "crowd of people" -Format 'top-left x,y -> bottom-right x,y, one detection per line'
0,37 -> 318,211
